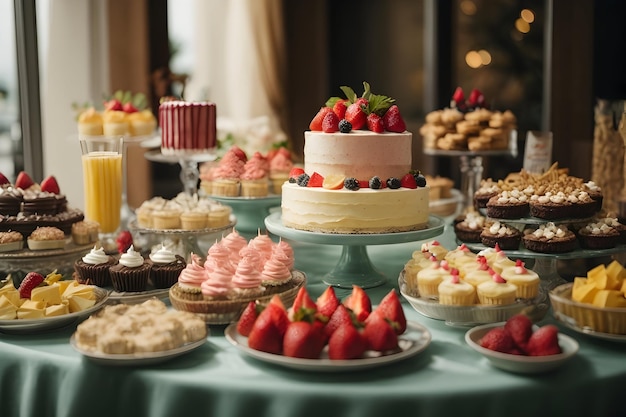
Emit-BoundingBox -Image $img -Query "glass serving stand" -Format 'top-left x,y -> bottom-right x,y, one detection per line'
423,130 -> 518,209
265,212 -> 445,289
143,149 -> 218,196
208,195 -> 281,238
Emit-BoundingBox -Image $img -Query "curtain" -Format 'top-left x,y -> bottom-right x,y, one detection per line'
186,0 -> 289,155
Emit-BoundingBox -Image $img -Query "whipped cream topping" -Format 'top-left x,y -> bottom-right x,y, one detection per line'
488,221 -> 517,236
82,246 -> 109,265
118,245 -> 144,268
496,189 -> 528,204
149,244 -> 177,264
583,220 -> 616,235
529,222 -> 568,239
462,211 -> 485,230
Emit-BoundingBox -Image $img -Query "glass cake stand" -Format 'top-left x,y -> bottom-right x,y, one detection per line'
265,212 -> 445,289
144,149 -> 218,195
209,195 -> 281,237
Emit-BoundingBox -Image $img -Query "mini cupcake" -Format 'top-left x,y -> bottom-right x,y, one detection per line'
437,271 -> 477,306
77,107 -> 104,136
173,253 -> 208,300
419,240 -> 448,261
180,209 -> 208,230
260,250 -> 293,293
149,244 -> 186,289
207,204 -> 232,228
27,227 -> 66,250
74,245 -> 115,287
127,109 -> 157,137
102,110 -> 129,136
109,245 -> 151,292
273,239 -> 295,270
248,232 -> 275,265
499,259 -> 540,299
476,273 -> 518,305
221,229 -> 248,264
201,259 -> 235,300
268,148 -> 293,195
0,231 -> 24,253
152,207 -> 182,230
231,253 -> 266,298
71,220 -> 99,245
463,258 -> 495,289
240,152 -> 269,197
211,147 -> 246,196
416,258 -> 452,298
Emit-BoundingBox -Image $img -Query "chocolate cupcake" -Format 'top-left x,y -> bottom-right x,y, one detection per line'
109,245 -> 151,292
480,221 -> 522,250
148,244 -> 186,289
74,245 -> 115,287
577,220 -> 620,249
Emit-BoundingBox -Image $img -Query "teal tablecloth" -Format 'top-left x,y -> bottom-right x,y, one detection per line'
1,224 -> 625,417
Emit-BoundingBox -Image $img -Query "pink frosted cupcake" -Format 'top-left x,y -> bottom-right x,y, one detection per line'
204,240 -> 234,276
173,253 -> 208,300
212,147 -> 246,196
269,148 -> 293,195
248,232 -> 275,265
231,252 -> 266,298
201,260 -> 234,301
260,250 -> 293,294
221,229 -> 248,264
240,152 -> 269,197
273,239 -> 295,270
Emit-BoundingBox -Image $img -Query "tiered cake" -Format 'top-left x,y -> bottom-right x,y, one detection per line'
280,83 -> 430,234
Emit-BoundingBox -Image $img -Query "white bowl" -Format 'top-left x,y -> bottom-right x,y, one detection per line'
465,322 -> 579,374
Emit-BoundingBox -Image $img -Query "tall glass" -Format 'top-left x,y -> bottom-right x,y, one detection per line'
79,136 -> 124,242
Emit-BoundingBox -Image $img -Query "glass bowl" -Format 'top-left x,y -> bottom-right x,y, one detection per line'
398,270 -> 549,326
549,282 -> 626,339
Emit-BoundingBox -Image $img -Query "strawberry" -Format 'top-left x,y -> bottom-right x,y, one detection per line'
362,312 -> 399,352
316,286 -> 341,319
342,285 -> 371,323
18,272 -> 45,299
525,325 -> 562,356
237,301 -> 261,337
366,113 -> 384,133
283,320 -> 326,359
40,175 -> 60,194
451,86 -> 465,106
468,88 -> 485,108
368,289 -> 407,334
116,230 -> 133,254
344,102 -> 367,130
15,171 -> 34,190
382,105 -> 406,133
0,172 -> 10,186
104,98 -> 123,111
288,167 -> 305,181
309,107 -> 334,131
230,145 -> 248,163
504,314 -> 533,351
479,327 -> 516,353
291,286 -> 317,315
307,172 -> 324,188
332,99 -> 348,120
400,173 -> 417,189
122,102 -> 138,113
358,180 -> 369,189
324,304 -> 354,338
247,300 -> 289,354
328,322 -> 367,360
322,111 -> 340,133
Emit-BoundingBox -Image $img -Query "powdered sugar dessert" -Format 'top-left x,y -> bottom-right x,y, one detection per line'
280,82 -> 429,234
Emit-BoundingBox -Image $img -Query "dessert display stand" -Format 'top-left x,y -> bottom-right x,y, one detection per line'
462,213 -> 626,290
265,212 -> 445,290
209,194 -> 281,238
143,148 -> 218,196
423,130 -> 517,209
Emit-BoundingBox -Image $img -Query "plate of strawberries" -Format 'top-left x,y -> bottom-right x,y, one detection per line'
224,285 -> 432,371
464,314 -> 579,374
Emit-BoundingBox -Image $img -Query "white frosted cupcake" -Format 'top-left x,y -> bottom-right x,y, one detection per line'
500,259 -> 540,299
437,272 -> 476,305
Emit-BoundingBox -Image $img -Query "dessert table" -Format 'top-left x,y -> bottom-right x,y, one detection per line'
1,224 -> 625,417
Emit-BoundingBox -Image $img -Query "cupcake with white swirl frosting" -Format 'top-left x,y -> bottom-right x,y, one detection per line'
74,245 -> 115,287
109,245 -> 151,292
148,244 -> 186,289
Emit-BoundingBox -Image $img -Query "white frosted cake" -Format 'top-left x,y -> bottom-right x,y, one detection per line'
280,83 -> 429,234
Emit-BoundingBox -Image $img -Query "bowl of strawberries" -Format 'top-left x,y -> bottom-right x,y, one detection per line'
464,314 -> 579,374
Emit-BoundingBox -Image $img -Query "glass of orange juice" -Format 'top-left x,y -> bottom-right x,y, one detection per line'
79,136 -> 124,245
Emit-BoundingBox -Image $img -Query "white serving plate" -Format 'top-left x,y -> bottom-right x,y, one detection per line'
465,322 -> 579,374
0,286 -> 109,334
70,335 -> 207,366
224,321 -> 431,372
